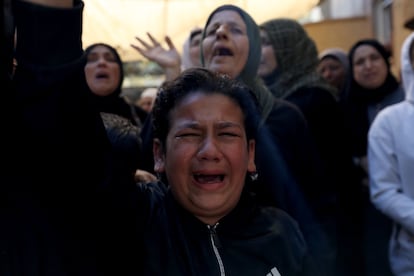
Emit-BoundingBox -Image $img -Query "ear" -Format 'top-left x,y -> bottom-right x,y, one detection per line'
153,138 -> 166,173
247,139 -> 256,173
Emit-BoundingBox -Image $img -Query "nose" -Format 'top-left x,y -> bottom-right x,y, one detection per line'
322,69 -> 332,80
197,136 -> 222,161
215,24 -> 228,39
364,59 -> 374,69
96,56 -> 108,67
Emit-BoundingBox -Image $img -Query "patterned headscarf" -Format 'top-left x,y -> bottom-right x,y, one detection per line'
260,18 -> 337,99
200,4 -> 274,120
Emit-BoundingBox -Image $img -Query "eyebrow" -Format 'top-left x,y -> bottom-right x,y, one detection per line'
176,121 -> 243,130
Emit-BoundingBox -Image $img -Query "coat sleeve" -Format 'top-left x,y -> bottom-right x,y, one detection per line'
13,0 -> 111,204
10,2 -> 147,275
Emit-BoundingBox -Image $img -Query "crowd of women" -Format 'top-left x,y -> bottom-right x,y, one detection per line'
2,0 -> 413,275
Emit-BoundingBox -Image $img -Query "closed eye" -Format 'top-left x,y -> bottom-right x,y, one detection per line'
175,132 -> 201,139
219,132 -> 239,137
230,27 -> 244,35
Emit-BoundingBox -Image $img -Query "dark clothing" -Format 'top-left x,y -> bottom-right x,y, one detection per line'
84,42 -> 148,127
139,183 -> 318,276
342,40 -> 405,276
3,1 -> 108,275
2,1 -> 319,275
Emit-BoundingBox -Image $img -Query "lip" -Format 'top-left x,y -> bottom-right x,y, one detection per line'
94,71 -> 110,80
192,170 -> 226,190
363,72 -> 378,79
212,43 -> 234,57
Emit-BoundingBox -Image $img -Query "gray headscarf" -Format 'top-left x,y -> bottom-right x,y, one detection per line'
319,48 -> 349,72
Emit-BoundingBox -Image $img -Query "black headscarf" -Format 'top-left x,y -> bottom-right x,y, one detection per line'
83,43 -> 142,125
343,39 -> 400,156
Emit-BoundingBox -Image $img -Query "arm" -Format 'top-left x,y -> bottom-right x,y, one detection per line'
14,0 -> 107,196
368,112 -> 414,234
131,32 -> 182,81
21,0 -> 72,8
13,2 -> 147,274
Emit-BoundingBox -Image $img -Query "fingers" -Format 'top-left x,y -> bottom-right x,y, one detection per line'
165,36 -> 176,50
132,33 -> 162,53
134,169 -> 158,183
130,43 -> 144,55
146,32 -> 161,47
134,36 -> 151,49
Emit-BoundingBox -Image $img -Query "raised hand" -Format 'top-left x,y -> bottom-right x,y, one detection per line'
131,32 -> 181,69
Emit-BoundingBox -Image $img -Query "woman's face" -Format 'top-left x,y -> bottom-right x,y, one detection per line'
84,45 -> 121,96
202,10 -> 249,79
257,29 -> 277,78
189,32 -> 202,67
153,92 -> 256,225
352,45 -> 388,89
317,57 -> 347,90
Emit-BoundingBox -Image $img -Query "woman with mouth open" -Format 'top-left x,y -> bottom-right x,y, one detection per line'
142,67 -> 319,275
8,1 -> 321,274
133,5 -> 331,269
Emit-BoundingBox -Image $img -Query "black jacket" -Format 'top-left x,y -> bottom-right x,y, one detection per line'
138,182 -> 319,276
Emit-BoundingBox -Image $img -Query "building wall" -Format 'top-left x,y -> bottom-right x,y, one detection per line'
304,16 -> 373,54
392,0 -> 413,77
305,0 -> 413,79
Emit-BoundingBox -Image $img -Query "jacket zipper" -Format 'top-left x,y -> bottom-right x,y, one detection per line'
207,223 -> 225,276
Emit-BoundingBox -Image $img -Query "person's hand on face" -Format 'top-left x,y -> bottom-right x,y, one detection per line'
202,10 -> 249,79
352,45 -> 388,89
84,45 -> 121,96
153,92 -> 256,225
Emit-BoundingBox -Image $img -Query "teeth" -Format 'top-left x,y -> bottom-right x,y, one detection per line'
214,48 -> 232,56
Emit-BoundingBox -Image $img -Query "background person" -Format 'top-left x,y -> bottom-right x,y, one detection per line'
342,38 -> 406,276
84,42 -> 148,127
317,47 -> 349,97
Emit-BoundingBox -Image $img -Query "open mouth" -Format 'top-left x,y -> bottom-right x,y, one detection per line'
96,72 -> 109,79
213,47 -> 233,57
194,174 -> 224,184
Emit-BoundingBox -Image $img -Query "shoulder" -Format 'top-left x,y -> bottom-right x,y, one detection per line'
252,206 -> 305,244
369,101 -> 410,139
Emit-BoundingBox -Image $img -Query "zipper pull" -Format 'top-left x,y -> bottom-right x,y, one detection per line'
208,223 -> 222,249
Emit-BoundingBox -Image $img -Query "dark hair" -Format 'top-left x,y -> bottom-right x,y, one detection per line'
189,29 -> 202,43
152,68 -> 261,150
